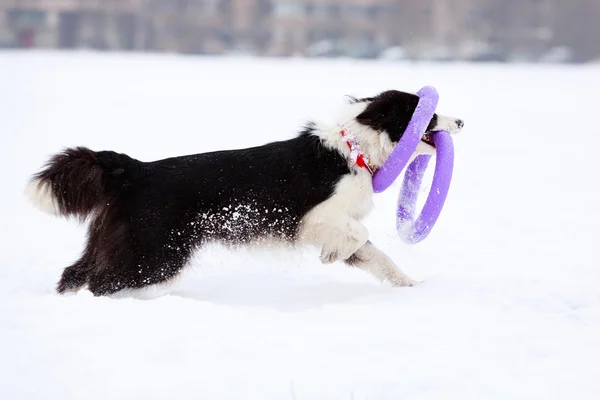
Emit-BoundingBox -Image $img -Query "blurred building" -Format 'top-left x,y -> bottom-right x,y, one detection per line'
0,0 -> 599,62
0,0 -> 141,49
140,0 -> 231,54
264,0 -> 399,57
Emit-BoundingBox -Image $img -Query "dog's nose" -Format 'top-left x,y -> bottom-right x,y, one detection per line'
456,119 -> 464,129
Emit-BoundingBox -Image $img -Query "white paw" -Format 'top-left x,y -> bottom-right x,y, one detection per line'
319,227 -> 368,264
390,277 -> 422,287
320,247 -> 340,264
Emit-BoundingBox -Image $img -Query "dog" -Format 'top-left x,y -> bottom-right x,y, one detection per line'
26,90 -> 463,296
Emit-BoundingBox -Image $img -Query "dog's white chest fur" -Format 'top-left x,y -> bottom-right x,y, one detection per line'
298,171 -> 374,231
331,171 -> 374,219
297,171 -> 374,263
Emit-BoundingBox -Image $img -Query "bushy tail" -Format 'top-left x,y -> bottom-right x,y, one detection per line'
26,147 -> 139,220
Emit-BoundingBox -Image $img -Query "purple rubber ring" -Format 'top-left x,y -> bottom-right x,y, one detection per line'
372,86 -> 454,244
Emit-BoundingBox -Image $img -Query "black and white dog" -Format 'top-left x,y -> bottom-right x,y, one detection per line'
26,90 -> 463,296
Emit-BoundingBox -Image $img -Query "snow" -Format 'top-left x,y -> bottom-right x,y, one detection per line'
1,51 -> 600,399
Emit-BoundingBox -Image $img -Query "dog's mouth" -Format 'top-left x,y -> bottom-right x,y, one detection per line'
421,133 -> 435,148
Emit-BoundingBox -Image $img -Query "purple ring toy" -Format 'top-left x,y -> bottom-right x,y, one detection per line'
372,86 -> 454,244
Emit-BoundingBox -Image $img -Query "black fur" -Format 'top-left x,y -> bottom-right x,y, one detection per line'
36,125 -> 351,295
355,90 -> 421,143
352,90 -> 454,144
32,147 -> 138,221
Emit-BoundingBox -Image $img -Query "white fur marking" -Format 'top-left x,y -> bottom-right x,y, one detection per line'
298,174 -> 373,264
413,113 -> 464,156
350,241 -> 418,287
25,179 -> 59,215
433,114 -> 463,135
318,102 -> 396,170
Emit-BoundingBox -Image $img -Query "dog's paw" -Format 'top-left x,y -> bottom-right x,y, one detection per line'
390,277 -> 422,287
320,248 -> 340,264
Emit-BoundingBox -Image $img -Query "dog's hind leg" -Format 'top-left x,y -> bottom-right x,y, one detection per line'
344,241 -> 418,287
86,244 -> 193,297
57,255 -> 92,294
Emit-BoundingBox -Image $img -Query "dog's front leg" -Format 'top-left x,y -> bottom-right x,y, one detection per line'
318,217 -> 369,264
345,241 -> 418,287
298,213 -> 369,264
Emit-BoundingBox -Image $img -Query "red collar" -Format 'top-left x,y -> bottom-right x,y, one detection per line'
340,129 -> 375,175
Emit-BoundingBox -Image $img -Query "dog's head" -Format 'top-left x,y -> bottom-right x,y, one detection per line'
349,90 -> 463,161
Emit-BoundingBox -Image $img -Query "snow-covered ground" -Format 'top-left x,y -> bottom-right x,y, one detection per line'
1,51 -> 599,399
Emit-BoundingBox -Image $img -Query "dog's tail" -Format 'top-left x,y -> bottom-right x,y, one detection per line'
26,147 -> 140,220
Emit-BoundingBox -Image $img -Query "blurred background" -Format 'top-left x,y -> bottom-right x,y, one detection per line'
0,0 -> 598,63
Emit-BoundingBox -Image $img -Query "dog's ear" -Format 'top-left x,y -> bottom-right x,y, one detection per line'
355,106 -> 384,131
